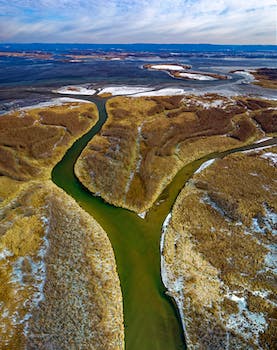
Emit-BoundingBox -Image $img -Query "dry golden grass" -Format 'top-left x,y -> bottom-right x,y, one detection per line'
0,181 -> 124,349
0,102 -> 98,184
0,102 -> 124,349
76,94 -> 276,213
162,146 -> 277,349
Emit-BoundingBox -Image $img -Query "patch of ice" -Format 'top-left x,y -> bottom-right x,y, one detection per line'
133,88 -> 186,97
19,97 -> 92,111
98,86 -> 154,96
53,85 -> 96,96
137,212 -> 147,219
162,213 -> 172,234
233,70 -> 256,82
195,159 -> 215,174
179,72 -> 216,81
150,64 -> 186,71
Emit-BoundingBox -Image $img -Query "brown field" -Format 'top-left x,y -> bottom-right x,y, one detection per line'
0,102 -> 98,196
253,68 -> 277,89
0,181 -> 124,349
0,51 -> 53,60
75,94 -> 276,213
162,146 -> 277,349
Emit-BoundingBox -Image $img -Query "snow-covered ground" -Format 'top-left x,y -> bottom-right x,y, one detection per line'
19,97 -> 92,111
178,72 -> 216,81
53,85 -> 97,95
225,291 -> 267,345
98,86 -> 154,96
160,212 -> 189,345
133,87 -> 187,97
183,95 -> 236,110
97,86 -> 188,97
233,70 -> 256,83
150,64 -> 186,71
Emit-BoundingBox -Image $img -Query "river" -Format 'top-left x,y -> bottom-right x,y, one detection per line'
52,95 -> 276,350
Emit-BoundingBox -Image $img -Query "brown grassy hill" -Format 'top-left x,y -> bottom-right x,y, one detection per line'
75,94 -> 276,213
162,146 -> 277,349
0,102 -> 124,349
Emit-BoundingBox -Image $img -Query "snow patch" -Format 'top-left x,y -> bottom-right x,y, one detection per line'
124,123 -> 145,200
7,214 -> 50,337
183,95 -> 236,110
179,72 -> 216,81
137,212 -> 147,219
162,213 -> 172,235
256,137 -> 272,144
242,145 -> 274,154
201,194 -> 230,221
98,86 -> 154,96
226,291 -> 267,345
233,70 -> 256,83
53,85 -> 96,95
264,250 -> 277,274
195,159 -> 215,174
160,215 -> 188,345
133,88 -> 186,97
19,97 -> 92,111
150,64 -> 186,71
261,152 -> 277,166
0,248 -> 13,260
252,204 -> 277,236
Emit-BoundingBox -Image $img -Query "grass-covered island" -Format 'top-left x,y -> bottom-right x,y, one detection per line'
75,94 -> 276,214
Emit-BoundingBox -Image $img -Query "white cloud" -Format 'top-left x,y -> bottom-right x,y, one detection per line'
0,0 -> 276,43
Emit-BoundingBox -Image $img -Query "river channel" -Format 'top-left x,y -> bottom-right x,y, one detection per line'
52,95 -> 276,350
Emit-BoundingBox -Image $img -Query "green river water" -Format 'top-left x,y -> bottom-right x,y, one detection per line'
52,96 -> 276,350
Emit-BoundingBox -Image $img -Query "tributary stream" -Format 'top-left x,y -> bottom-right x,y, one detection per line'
52,95 -> 276,350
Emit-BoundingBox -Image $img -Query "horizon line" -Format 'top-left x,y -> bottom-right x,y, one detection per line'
1,42 -> 277,47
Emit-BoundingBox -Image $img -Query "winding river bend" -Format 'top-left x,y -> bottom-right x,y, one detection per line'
52,96 -> 276,350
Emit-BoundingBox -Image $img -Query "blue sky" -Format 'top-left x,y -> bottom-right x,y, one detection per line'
0,0 -> 276,44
